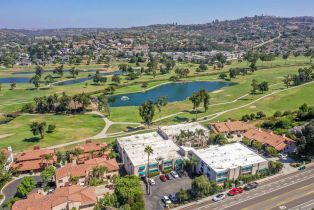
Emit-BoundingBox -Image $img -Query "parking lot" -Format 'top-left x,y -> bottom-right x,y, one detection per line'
144,174 -> 193,210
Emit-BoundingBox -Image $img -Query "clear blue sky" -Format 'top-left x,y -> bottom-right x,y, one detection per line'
1,0 -> 314,29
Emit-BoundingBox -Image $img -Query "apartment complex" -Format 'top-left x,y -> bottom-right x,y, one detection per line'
72,140 -> 109,164
243,129 -> 296,153
209,121 -> 252,134
11,147 -> 57,173
117,132 -> 182,176
192,143 -> 268,182
55,157 -> 119,188
12,185 -> 96,210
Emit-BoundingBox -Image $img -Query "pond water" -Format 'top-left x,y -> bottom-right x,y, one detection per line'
1,70 -> 123,86
109,81 -> 233,107
0,77 -> 30,83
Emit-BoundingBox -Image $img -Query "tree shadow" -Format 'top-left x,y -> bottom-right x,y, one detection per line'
23,137 -> 40,142
174,116 -> 189,123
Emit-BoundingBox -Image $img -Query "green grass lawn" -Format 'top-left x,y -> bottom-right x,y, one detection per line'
0,56 -> 313,147
0,114 -> 104,152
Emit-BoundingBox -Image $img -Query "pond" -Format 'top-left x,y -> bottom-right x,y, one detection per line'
0,77 -> 30,83
0,70 -> 123,86
108,81 -> 233,107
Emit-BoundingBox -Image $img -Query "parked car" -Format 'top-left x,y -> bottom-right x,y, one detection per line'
176,169 -> 185,177
170,171 -> 179,179
148,178 -> 156,185
165,174 -> 172,180
212,193 -> 226,202
244,182 -> 258,191
280,153 -> 288,159
162,196 -> 172,204
160,175 -> 167,182
228,187 -> 243,196
169,193 -> 178,203
298,166 -> 306,170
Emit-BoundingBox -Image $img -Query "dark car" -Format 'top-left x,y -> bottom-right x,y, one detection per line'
176,169 -> 184,177
244,182 -> 258,191
165,174 -> 172,180
169,193 -> 178,203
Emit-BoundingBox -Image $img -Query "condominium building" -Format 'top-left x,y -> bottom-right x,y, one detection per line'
117,132 -> 182,176
11,147 -> 57,173
192,143 -> 268,182
12,185 -> 96,210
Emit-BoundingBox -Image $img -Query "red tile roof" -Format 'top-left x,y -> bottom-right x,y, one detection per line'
243,129 -> 295,151
11,156 -> 57,172
85,158 -> 119,172
12,185 -> 96,210
15,148 -> 55,162
56,158 -> 119,180
75,141 -> 107,153
211,121 -> 252,133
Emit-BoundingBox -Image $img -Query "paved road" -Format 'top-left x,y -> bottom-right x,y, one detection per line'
1,176 -> 41,209
177,166 -> 314,210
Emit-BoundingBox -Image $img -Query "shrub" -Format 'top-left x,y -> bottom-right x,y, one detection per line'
21,103 -> 35,113
47,124 -> 56,133
163,168 -> 172,174
148,171 -> 160,178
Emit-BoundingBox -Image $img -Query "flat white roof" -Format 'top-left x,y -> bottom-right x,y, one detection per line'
159,122 -> 208,138
193,143 -> 267,173
117,132 -> 181,166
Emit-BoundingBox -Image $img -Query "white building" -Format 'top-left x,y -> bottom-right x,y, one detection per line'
117,132 -> 183,176
158,122 -> 209,146
1,146 -> 14,171
192,143 -> 268,182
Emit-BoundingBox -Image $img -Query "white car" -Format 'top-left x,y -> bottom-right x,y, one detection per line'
280,154 -> 288,159
170,171 -> 179,179
212,193 -> 226,202
148,178 -> 156,185
162,196 -> 172,204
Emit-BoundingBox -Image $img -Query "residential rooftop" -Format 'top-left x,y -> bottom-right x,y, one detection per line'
243,129 -> 295,151
117,132 -> 181,166
12,185 -> 96,210
158,122 -> 209,139
210,121 -> 252,133
193,143 -> 267,173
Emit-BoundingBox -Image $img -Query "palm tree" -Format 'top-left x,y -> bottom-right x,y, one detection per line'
43,154 -> 53,166
144,146 -> 154,194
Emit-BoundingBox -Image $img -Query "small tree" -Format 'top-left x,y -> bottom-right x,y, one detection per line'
139,100 -> 155,126
251,79 -> 259,94
47,124 -> 56,133
16,176 -> 36,198
30,121 -> 47,139
10,83 -> 16,90
41,166 -> 55,191
189,92 -> 202,120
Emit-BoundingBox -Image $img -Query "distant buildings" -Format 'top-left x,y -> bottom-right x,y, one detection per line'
12,185 -> 96,210
11,147 -> 57,173
191,143 -> 268,182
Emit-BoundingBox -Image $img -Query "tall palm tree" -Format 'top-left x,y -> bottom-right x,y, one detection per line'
144,146 -> 154,194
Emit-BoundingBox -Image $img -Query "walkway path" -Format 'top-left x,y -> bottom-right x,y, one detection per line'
252,32 -> 282,49
44,80 -> 314,150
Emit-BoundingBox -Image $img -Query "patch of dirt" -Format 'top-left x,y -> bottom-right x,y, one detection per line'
0,134 -> 14,139
250,106 -> 256,109
212,90 -> 224,94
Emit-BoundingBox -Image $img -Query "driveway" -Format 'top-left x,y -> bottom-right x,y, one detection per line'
144,175 -> 193,210
1,175 -> 41,209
